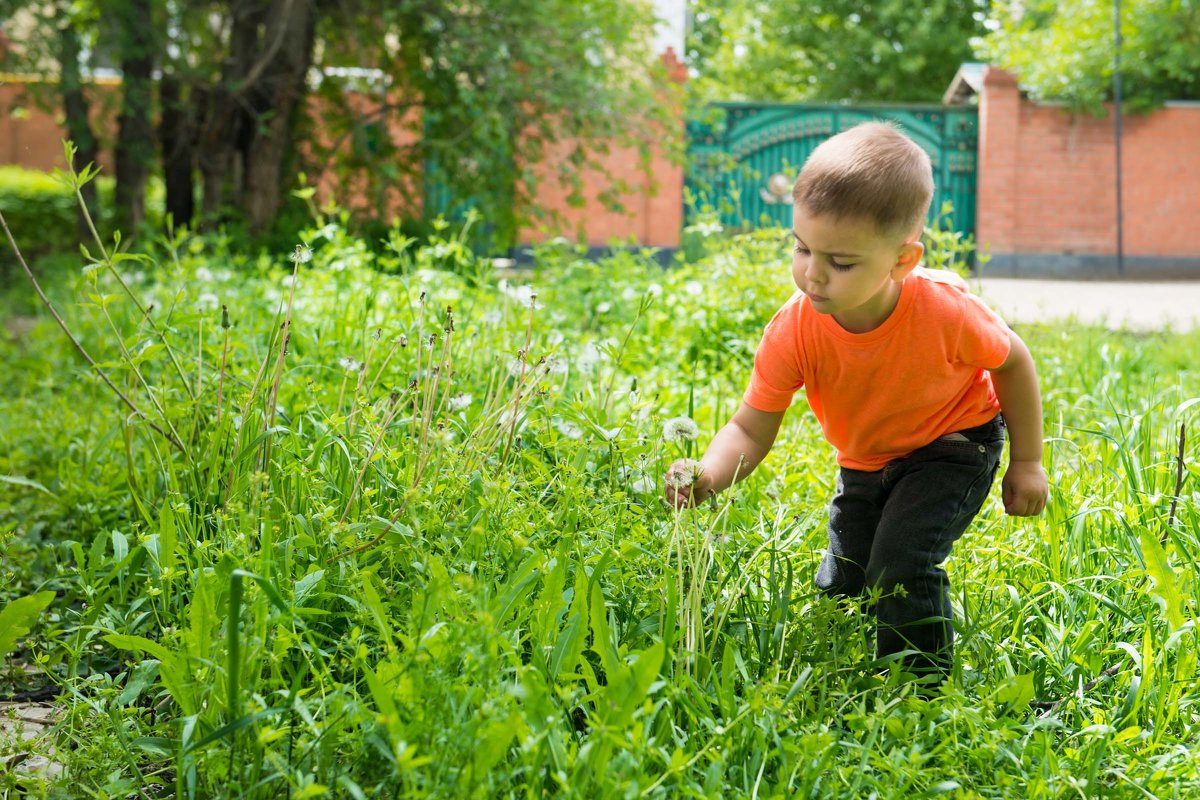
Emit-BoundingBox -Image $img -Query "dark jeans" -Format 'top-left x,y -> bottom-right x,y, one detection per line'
815,414 -> 1005,677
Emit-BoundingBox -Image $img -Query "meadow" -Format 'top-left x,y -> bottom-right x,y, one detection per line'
1,185 -> 1198,798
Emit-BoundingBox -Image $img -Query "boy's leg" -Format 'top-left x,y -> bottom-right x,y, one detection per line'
865,416 -> 1005,676
816,467 -> 886,598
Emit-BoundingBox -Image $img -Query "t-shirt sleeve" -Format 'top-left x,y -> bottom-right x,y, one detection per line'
742,304 -> 805,412
956,292 -> 1011,369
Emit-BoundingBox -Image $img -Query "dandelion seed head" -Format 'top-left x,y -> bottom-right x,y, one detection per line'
631,476 -> 654,494
448,393 -> 473,411
662,416 -> 700,442
195,267 -> 214,282
290,244 -> 313,264
339,356 -> 361,373
595,301 -> 612,314
665,459 -> 704,490
196,292 -> 219,311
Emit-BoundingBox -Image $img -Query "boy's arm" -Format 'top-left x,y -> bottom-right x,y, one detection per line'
988,330 -> 1049,516
664,402 -> 786,507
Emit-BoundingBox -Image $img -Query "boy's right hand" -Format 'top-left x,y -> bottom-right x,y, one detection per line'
664,459 -> 714,508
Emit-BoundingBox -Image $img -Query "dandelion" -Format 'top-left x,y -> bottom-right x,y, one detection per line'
631,476 -> 654,494
595,301 -> 612,314
449,393 -> 473,411
554,418 -> 583,440
196,292 -> 219,311
339,356 -> 361,374
646,282 -> 663,298
665,458 -> 704,490
195,266 -> 214,282
662,416 -> 700,442
290,244 -> 313,264
685,280 -> 703,296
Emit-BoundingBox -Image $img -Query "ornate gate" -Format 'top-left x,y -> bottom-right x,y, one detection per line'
685,103 -> 978,237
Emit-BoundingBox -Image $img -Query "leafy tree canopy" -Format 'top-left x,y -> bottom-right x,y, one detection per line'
976,0 -> 1200,113
686,0 -> 987,104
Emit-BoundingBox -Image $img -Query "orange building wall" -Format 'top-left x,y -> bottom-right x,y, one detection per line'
977,66 -> 1200,274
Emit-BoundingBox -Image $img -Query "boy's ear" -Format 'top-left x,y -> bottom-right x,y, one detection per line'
891,241 -> 923,279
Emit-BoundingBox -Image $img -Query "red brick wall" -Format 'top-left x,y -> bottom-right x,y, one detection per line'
0,54 -> 685,249
977,66 -> 1200,268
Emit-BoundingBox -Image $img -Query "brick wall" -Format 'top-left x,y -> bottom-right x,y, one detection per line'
0,52 -> 685,250
977,66 -> 1200,277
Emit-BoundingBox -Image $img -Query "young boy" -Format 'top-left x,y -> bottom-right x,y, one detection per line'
664,121 -> 1048,679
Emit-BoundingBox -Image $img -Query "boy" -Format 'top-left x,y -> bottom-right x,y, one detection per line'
664,122 -> 1048,680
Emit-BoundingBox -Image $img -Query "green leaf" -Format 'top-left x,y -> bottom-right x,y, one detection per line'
0,475 -> 55,495
1140,530 -> 1188,629
0,591 -> 56,661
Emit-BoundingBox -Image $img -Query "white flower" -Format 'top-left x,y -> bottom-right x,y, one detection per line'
507,355 -> 527,378
232,414 -> 243,431
547,331 -> 565,346
598,426 -> 621,442
483,310 -> 503,326
196,292 -> 219,311
339,357 -> 361,374
540,355 -> 567,376
290,244 -> 313,264
554,418 -> 583,440
685,280 -> 703,296
662,416 -> 700,442
631,476 -> 654,494
665,459 -> 704,490
498,408 -> 527,432
448,393 -> 472,411
195,267 -> 214,282
621,287 -> 639,301
646,283 -> 663,298
595,301 -> 612,314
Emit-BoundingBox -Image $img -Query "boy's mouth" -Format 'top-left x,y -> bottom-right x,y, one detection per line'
805,291 -> 829,302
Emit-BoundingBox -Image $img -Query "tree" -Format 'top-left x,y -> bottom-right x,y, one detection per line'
2,0 -> 672,243
686,0 -> 987,103
976,0 -> 1200,113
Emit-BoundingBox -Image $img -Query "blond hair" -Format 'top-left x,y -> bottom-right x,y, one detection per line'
792,121 -> 933,239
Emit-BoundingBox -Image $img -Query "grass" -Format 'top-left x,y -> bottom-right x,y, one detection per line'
0,183 -> 1198,798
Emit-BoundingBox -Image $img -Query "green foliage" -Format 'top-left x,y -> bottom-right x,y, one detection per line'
977,0 -> 1200,112
0,167 -> 113,255
922,200 -> 990,277
687,0 -> 987,102
2,187 -> 1200,795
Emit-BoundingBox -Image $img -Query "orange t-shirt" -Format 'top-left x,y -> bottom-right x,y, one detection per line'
743,267 -> 1012,471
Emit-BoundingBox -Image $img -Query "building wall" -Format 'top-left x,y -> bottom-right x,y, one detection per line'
977,66 -> 1200,277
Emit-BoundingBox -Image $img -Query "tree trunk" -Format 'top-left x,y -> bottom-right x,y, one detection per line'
114,0 -> 156,236
197,0 -> 266,224
160,73 -> 196,230
56,5 -> 99,245
242,0 -> 318,234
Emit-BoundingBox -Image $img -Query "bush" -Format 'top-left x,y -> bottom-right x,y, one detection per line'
0,166 -> 114,258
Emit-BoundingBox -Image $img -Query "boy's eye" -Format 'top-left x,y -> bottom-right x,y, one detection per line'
830,259 -> 855,271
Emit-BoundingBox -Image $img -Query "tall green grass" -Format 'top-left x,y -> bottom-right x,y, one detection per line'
1,171 -> 1197,798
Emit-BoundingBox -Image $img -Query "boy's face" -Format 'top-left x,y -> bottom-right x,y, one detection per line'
790,206 -> 923,333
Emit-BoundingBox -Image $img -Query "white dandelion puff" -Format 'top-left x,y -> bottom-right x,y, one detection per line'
196,292 -> 219,311
290,244 -> 313,264
595,301 -> 612,314
685,280 -> 703,296
195,266 -> 214,282
665,459 -> 705,490
339,356 -> 361,374
631,476 -> 654,494
554,418 -> 583,440
662,416 -> 700,442
448,393 -> 473,411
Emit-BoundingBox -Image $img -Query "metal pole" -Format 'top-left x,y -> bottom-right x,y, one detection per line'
1114,0 -> 1125,274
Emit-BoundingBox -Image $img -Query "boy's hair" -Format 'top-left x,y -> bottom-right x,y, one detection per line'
792,121 -> 933,240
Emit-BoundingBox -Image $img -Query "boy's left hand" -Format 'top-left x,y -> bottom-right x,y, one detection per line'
1002,461 -> 1048,516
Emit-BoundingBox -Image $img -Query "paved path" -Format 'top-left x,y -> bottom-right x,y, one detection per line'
976,278 -> 1200,332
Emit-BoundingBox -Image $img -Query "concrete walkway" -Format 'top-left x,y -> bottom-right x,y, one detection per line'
976,278 -> 1200,332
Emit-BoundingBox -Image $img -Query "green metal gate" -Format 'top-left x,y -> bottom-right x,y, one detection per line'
685,103 -> 978,237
